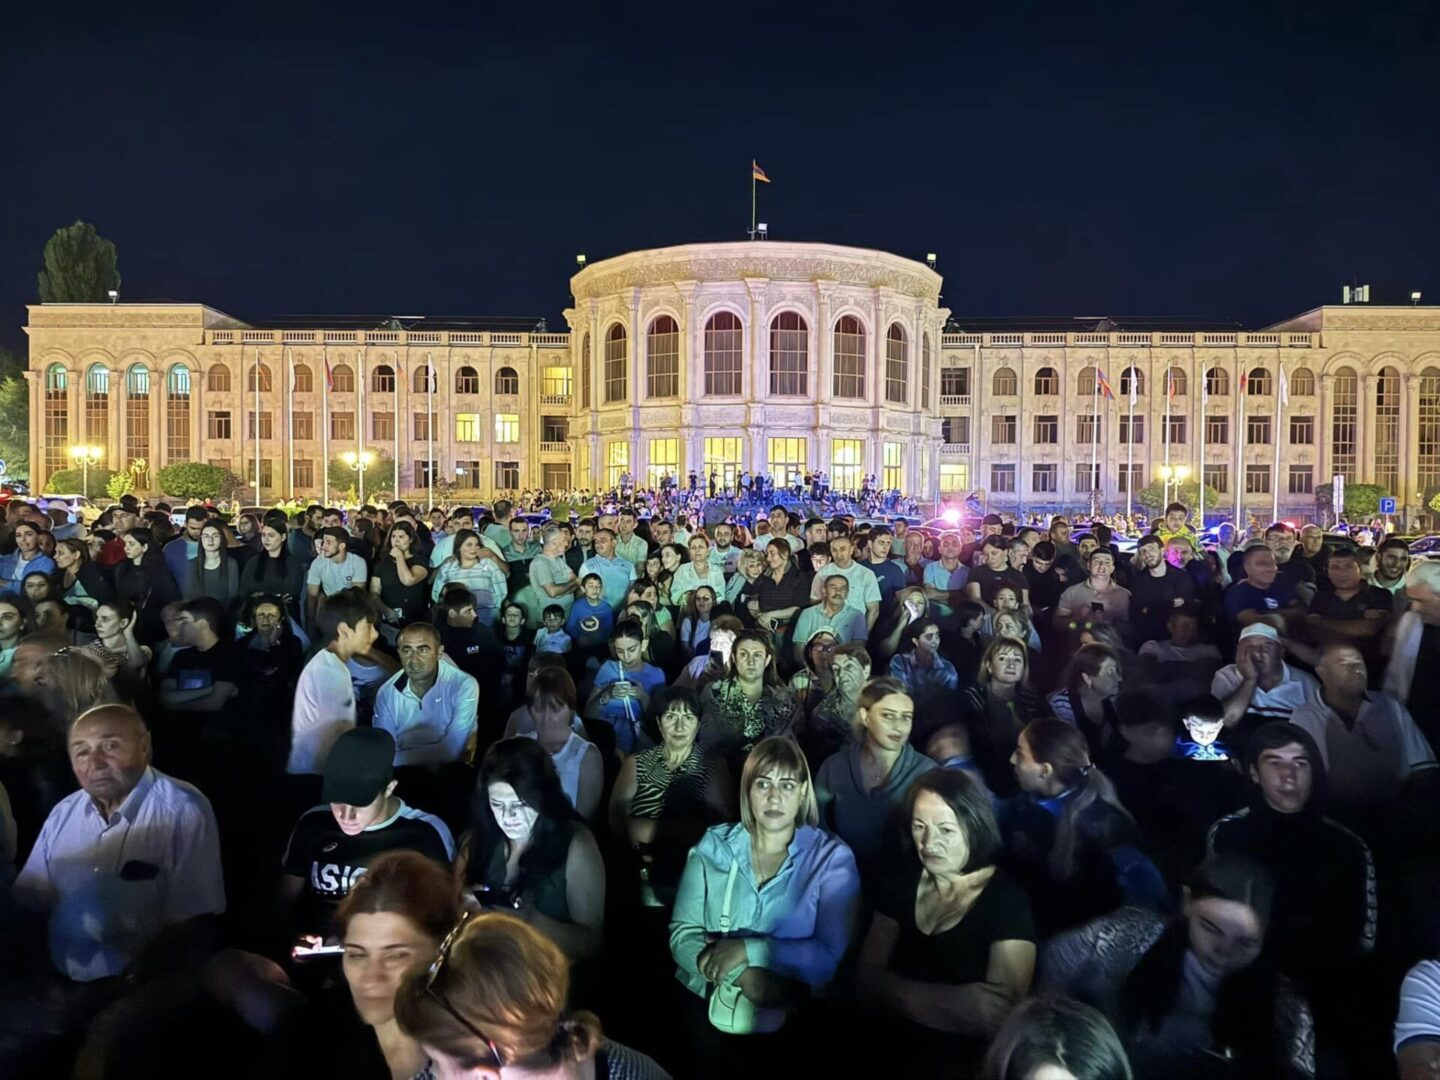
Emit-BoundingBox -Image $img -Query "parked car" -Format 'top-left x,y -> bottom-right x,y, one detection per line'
38,493 -> 102,525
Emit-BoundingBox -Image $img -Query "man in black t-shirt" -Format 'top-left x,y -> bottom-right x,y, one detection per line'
964,536 -> 1029,608
280,727 -> 455,940
436,587 -> 503,699
1128,535 -> 1197,646
158,597 -> 241,713
1023,540 -> 1066,617
1305,549 -> 1392,675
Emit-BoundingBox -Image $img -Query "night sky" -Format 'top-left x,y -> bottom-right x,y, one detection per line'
3,1 -> 1437,356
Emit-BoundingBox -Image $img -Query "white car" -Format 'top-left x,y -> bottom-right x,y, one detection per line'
38,493 -> 102,525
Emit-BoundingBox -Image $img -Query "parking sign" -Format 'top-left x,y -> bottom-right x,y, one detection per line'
1379,497 -> 1396,514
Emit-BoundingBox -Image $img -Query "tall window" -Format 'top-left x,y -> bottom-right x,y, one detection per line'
455,413 -> 480,442
992,367 -> 1017,396
1120,367 -> 1144,397
603,324 -> 627,403
1076,366 -> 1099,396
85,364 -> 109,448
580,332 -> 591,408
494,367 -> 519,396
647,438 -> 679,487
1166,367 -> 1188,396
1290,367 -> 1315,395
369,413 -> 392,441
495,414 -> 520,444
1376,366 -> 1402,492
1119,415 -> 1144,444
44,364 -> 69,477
248,362 -> 271,393
940,462 -> 970,493
1247,415 -> 1272,445
703,313 -> 743,396
769,313 -> 809,396
1074,464 -> 1099,492
646,316 -> 680,399
207,363 -> 231,393
330,363 -> 355,393
542,464 -> 571,489
1419,369 -> 1440,496
294,363 -> 314,393
1289,415 -> 1314,444
1166,417 -> 1187,444
832,316 -> 865,399
766,437 -> 806,486
990,464 -> 1016,493
294,460 -> 315,488
921,335 -> 932,410
883,442 -> 903,491
1245,464 -> 1271,494
941,417 -> 971,445
207,412 -> 232,439
455,460 -> 481,488
541,367 -> 573,399
414,460 -> 436,488
455,366 -> 480,394
1033,465 -> 1057,493
832,439 -> 864,492
605,441 -> 629,488
1205,367 -> 1230,396
1205,415 -> 1230,444
126,365 -> 150,467
1203,464 -> 1230,493
1288,466 -> 1314,495
992,415 -> 1017,444
1117,464 -> 1145,492
245,460 -> 274,488
941,368 -> 971,399
1246,367 -> 1272,396
494,461 -> 520,490
1331,366 -> 1358,480
884,324 -> 908,405
541,416 -> 569,443
294,412 -> 314,440
704,437 -> 743,489
165,366 -> 191,464
370,365 -> 393,393
248,412 -> 274,440
412,364 -> 436,394
1076,415 -> 1099,444
329,412 -> 354,440
1034,415 -> 1058,444
413,412 -> 436,441
1033,367 -> 1059,395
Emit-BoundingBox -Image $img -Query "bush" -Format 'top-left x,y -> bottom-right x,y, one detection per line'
106,472 -> 134,500
157,462 -> 243,501
1342,483 -> 1387,518
44,466 -> 117,500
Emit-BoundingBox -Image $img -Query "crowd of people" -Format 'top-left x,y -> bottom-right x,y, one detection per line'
4,490 -> 1440,1078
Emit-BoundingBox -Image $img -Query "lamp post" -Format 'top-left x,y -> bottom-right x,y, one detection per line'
340,450 -> 375,506
68,445 -> 102,500
1158,463 -> 1191,508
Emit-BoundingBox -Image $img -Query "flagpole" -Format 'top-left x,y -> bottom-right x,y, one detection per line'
322,346 -> 330,506
427,350 -> 434,510
1126,371 -> 1135,521
393,359 -> 400,502
1199,370 -> 1207,529
1091,370 -> 1100,514
1163,366 -> 1172,502
254,347 -> 262,505
357,345 -> 367,507
1273,360 -> 1284,522
286,347 -> 294,501
750,168 -> 757,237
1236,365 -> 1246,527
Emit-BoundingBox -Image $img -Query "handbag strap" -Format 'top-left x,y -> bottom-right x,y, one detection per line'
717,860 -> 740,933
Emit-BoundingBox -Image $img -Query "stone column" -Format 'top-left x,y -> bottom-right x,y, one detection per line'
816,283 -> 835,406
25,370 -> 41,490
1404,374 -> 1420,517
628,289 -> 642,476
148,364 -> 163,488
109,367 -> 124,471
1359,374 -> 1378,484
1316,375 -> 1329,501
744,279 -> 769,474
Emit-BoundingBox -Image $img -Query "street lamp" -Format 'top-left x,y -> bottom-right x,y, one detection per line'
340,450 -> 375,506
1158,463 -> 1191,506
68,445 -> 102,499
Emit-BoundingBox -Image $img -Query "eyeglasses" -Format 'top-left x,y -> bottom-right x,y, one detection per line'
425,911 -> 504,1067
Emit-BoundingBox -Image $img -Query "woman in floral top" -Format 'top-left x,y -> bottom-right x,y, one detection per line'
699,629 -> 799,774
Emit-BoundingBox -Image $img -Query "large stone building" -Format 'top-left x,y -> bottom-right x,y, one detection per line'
23,240 -> 1440,521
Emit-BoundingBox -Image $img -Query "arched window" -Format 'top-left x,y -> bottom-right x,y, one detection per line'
455,366 -> 480,394
293,363 -> 314,393
412,365 -> 436,394
1246,367 -> 1271,395
1034,367 -> 1059,395
646,316 -> 680,398
85,364 -> 109,447
44,364 -> 70,477
1076,366 -> 1099,395
603,324 -> 627,403
166,365 -> 191,463
1119,366 -> 1144,397
1289,367 -> 1315,396
1331,366 -> 1358,479
832,315 -> 865,399
1167,367 -> 1187,396
207,363 -> 231,392
494,367 -> 519,395
703,312 -> 743,396
330,363 -> 355,393
580,332 -> 591,407
885,324 -> 908,405
1418,368 -> 1440,494
248,363 -> 271,393
769,312 -> 809,396
128,366 -> 151,396
993,367 -> 1018,396
126,365 -> 151,467
369,365 -> 392,394
921,333 -> 932,410
1205,366 -> 1229,396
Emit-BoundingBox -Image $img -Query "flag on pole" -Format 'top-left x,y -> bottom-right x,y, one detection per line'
1128,368 -> 1137,405
324,353 -> 335,391
1278,364 -> 1290,406
1096,369 -> 1116,401
1238,369 -> 1248,395
752,160 -> 770,183
1167,367 -> 1176,403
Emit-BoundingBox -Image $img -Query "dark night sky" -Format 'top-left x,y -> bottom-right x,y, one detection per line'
3,1 -> 1437,355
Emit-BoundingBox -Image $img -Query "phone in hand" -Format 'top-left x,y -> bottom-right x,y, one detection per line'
1090,602 -> 1105,614
292,941 -> 344,960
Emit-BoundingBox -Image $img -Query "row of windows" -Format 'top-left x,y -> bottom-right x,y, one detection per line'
202,411 -> 554,444
981,365 -> 1319,399
48,362 -> 573,398
1001,413 -> 1317,446
223,459 -> 557,493
985,463 -> 1315,496
580,316 -> 934,406
597,436 -> 909,492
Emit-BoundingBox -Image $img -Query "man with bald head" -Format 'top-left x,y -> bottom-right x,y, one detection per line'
14,704 -> 225,983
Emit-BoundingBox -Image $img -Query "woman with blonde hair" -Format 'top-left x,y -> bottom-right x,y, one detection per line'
961,637 -> 1047,797
395,911 -> 668,1078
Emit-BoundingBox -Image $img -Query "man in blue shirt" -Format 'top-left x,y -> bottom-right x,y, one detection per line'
163,506 -> 209,588
579,527 -> 638,611
923,534 -> 970,623
864,526 -> 907,614
1224,543 -> 1303,632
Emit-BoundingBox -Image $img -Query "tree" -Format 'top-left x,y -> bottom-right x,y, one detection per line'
1133,479 -> 1223,516
0,377 -> 29,481
157,462 -> 242,501
1342,483 -> 1387,519
38,221 -> 121,303
0,347 -> 23,383
327,451 -> 396,503
44,466 -> 117,499
106,472 -> 134,500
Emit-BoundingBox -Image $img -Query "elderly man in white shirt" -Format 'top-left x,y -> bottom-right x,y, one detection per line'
14,703 -> 225,983
374,623 -> 479,767
809,533 -> 882,630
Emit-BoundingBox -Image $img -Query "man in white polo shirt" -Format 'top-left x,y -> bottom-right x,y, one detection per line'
1211,622 -> 1321,737
305,526 -> 369,629
809,533 -> 881,630
374,623 -> 479,767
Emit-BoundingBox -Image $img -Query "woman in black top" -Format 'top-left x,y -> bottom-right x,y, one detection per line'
961,637 -> 1047,797
369,520 -> 430,641
238,518 -> 306,621
114,527 -> 179,643
750,540 -> 810,643
855,768 -> 1036,1076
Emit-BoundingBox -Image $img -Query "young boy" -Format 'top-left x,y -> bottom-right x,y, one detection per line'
288,590 -> 380,776
565,573 -> 615,657
534,603 -> 573,655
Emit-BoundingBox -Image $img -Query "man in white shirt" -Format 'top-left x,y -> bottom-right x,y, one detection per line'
305,527 -> 369,629
374,623 -> 478,767
289,590 -> 379,776
15,703 -> 225,982
753,505 -> 803,552
809,534 -> 881,630
428,507 -> 474,567
1211,622 -> 1321,733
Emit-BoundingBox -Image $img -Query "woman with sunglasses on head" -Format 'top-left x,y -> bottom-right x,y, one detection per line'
395,910 -> 670,1079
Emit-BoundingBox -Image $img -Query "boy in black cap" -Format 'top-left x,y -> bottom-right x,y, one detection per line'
279,727 -> 454,943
